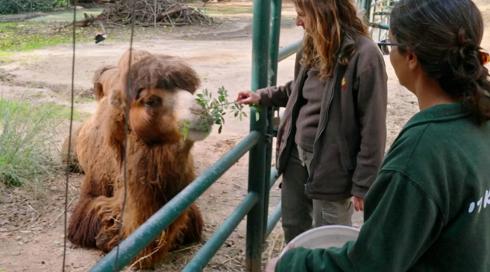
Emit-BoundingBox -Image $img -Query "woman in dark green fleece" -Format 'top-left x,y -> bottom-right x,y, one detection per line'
237,0 -> 387,243
267,0 -> 490,271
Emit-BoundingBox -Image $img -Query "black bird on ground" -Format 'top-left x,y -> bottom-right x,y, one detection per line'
95,21 -> 107,44
95,33 -> 106,44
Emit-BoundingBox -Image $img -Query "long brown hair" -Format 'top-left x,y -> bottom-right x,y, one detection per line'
294,0 -> 368,79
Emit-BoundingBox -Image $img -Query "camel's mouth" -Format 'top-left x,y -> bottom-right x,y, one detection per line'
174,90 -> 213,142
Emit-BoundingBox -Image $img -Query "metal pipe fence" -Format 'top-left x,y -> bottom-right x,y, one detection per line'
88,0 -> 385,270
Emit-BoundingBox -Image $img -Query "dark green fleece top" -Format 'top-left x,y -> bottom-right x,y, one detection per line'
276,103 -> 490,271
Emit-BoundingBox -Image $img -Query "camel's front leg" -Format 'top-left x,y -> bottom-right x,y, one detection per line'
93,198 -> 122,252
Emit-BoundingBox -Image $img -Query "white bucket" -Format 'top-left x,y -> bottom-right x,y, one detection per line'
280,225 -> 359,257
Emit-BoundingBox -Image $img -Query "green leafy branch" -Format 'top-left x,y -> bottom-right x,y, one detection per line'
195,86 -> 247,134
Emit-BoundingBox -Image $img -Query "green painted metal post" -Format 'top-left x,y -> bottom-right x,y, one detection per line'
269,0 -> 282,87
364,0 -> 373,12
356,0 -> 373,22
357,0 -> 373,13
262,0 -> 283,242
246,0 -> 271,270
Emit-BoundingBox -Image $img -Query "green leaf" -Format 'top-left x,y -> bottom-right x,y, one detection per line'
194,86 -> 250,134
180,120 -> 191,141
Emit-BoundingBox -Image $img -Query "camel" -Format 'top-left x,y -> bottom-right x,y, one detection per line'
67,49 -> 212,268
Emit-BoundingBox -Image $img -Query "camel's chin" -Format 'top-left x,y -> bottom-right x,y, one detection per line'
186,128 -> 212,142
178,115 -> 213,142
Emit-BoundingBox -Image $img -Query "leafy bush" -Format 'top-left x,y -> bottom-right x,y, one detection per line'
0,0 -> 69,15
0,99 -> 73,187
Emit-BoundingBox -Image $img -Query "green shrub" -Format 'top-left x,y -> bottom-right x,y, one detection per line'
0,0 -> 69,15
0,99 -> 75,187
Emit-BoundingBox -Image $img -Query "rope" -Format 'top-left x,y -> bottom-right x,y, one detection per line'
114,0 -> 137,270
62,0 -> 78,271
61,0 -> 136,270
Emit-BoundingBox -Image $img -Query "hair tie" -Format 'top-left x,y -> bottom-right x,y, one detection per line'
481,49 -> 490,65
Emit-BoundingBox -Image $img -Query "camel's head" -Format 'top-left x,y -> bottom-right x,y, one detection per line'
112,50 -> 212,145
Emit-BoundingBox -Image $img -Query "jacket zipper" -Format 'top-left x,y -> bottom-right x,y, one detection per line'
306,64 -> 347,186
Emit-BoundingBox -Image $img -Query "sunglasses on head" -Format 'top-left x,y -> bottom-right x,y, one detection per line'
377,39 -> 403,55
377,39 -> 490,65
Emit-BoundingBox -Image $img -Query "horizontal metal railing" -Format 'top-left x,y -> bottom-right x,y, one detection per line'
269,167 -> 279,189
266,202 -> 282,237
277,40 -> 302,62
369,22 -> 389,30
182,192 -> 259,271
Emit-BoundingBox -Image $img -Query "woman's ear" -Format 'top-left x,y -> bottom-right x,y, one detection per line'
407,51 -> 419,71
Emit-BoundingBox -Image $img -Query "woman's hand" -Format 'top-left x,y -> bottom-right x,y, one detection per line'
353,196 -> 364,211
236,91 -> 261,105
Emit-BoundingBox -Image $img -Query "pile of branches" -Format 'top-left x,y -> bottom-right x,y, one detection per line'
97,0 -> 213,27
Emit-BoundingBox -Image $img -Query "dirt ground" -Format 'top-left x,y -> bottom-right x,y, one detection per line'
0,1 -> 489,271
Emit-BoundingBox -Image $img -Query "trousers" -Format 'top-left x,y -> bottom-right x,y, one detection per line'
281,145 -> 353,243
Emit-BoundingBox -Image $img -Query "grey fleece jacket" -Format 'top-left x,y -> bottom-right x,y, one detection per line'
258,33 -> 387,200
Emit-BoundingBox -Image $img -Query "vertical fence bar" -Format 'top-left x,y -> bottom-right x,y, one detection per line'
246,0 -> 271,270
263,0 -> 283,241
364,0 -> 373,13
269,0 -> 282,87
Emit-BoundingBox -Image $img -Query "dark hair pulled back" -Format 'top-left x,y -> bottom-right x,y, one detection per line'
391,0 -> 490,124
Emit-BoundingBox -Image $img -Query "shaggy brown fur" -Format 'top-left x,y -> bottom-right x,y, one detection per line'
67,49 -> 204,269
92,65 -> 118,100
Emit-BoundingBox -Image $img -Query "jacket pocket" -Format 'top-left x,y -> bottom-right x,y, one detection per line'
339,139 -> 355,171
315,143 -> 346,180
308,143 -> 351,196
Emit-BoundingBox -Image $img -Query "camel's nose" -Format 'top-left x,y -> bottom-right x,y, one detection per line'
174,89 -> 213,141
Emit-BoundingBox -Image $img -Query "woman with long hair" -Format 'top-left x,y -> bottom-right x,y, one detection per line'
268,0 -> 490,270
237,0 -> 387,243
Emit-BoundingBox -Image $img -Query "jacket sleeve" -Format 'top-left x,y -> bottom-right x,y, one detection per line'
257,81 -> 294,107
276,170 -> 444,272
351,55 -> 387,197
256,48 -> 303,108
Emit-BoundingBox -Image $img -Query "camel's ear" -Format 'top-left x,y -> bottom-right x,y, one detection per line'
94,82 -> 104,101
92,65 -> 116,101
117,49 -> 153,78
124,55 -> 200,101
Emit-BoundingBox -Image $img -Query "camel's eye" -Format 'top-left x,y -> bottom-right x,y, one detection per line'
144,96 -> 162,108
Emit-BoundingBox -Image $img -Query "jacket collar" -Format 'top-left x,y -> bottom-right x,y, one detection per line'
401,103 -> 470,133
338,33 -> 356,57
